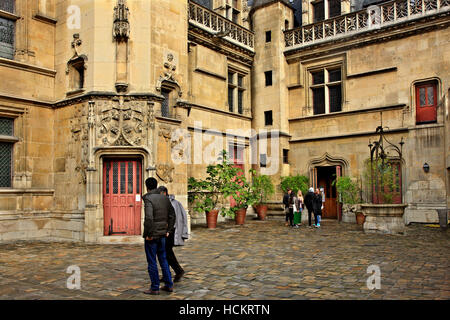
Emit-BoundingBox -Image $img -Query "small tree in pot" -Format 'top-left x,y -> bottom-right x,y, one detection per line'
224,170 -> 259,225
251,170 -> 275,220
188,150 -> 249,228
188,177 -> 221,229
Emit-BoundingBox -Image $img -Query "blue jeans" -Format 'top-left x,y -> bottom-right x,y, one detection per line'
144,237 -> 173,291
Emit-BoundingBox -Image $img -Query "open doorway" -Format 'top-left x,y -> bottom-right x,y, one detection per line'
316,166 -> 339,219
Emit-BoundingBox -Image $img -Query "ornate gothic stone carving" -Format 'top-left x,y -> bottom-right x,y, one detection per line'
156,164 -> 174,183
156,53 -> 183,97
156,125 -> 175,183
113,0 -> 130,41
71,103 -> 89,184
97,99 -> 152,146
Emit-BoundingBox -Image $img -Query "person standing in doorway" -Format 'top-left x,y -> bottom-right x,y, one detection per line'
157,186 -> 189,283
304,187 -> 315,227
313,188 -> 323,228
142,177 -> 175,295
283,188 -> 292,226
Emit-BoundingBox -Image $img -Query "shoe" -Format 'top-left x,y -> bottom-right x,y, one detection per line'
285,222 -> 289,226
143,289 -> 160,295
317,223 -> 321,227
174,271 -> 185,283
294,225 -> 299,228
161,286 -> 173,293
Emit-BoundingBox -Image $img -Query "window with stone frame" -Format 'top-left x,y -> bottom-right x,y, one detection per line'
67,56 -> 86,91
260,154 -> 267,168
264,110 -> 273,126
265,70 -> 272,86
310,67 -> 342,115
160,85 -> 178,118
192,0 -> 212,9
228,69 -> 246,115
0,0 -> 16,60
313,0 -> 341,22
0,117 -> 15,188
161,88 -> 171,117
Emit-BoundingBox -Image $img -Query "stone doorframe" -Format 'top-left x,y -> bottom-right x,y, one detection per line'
84,146 -> 152,242
308,152 -> 350,186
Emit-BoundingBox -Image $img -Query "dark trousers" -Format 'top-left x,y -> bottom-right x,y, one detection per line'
286,208 -> 294,226
165,232 -> 184,275
307,208 -> 313,226
144,237 -> 173,291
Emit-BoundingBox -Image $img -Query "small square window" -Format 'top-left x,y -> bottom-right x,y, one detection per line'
264,110 -> 273,126
265,31 -> 271,42
265,71 -> 272,86
260,154 -> 267,168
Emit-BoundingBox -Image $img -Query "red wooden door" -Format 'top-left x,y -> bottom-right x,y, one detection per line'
416,82 -> 437,124
103,160 -> 142,236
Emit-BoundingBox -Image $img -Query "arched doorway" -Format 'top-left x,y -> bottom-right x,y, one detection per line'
308,153 -> 349,221
103,158 -> 142,236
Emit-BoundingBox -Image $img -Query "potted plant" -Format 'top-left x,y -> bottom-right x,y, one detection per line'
188,177 -> 221,229
188,150 -> 248,228
332,176 -> 362,224
251,170 -> 275,220
226,172 -> 259,225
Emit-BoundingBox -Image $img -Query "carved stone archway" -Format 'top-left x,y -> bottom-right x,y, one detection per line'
308,152 -> 350,188
84,146 -> 152,243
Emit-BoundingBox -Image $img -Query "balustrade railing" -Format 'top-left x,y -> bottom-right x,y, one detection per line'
284,0 -> 450,49
189,1 -> 254,50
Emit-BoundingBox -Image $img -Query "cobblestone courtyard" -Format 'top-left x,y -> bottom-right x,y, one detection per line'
0,218 -> 449,300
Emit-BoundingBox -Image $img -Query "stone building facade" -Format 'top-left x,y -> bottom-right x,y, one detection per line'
0,0 -> 448,243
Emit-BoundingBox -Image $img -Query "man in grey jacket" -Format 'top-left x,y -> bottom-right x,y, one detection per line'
158,186 -> 189,282
142,177 -> 176,295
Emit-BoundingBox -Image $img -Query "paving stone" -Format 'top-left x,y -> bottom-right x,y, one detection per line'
0,220 -> 448,299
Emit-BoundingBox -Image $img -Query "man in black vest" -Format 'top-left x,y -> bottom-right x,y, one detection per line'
142,177 -> 176,295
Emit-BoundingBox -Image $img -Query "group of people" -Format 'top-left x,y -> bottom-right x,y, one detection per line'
142,177 -> 189,295
283,187 -> 323,228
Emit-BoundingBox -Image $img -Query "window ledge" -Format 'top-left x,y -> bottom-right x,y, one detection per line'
0,188 -> 55,195
0,10 -> 20,20
0,57 -> 56,77
33,13 -> 57,25
66,89 -> 85,97
0,135 -> 19,143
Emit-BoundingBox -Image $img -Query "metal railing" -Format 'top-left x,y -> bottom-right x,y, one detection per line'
188,1 -> 254,50
284,0 -> 450,50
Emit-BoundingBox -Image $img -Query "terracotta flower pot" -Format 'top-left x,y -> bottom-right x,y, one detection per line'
235,208 -> 247,225
206,210 -> 219,229
356,212 -> 365,225
255,204 -> 268,220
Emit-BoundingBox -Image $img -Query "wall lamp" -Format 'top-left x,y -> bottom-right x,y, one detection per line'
423,163 -> 430,173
